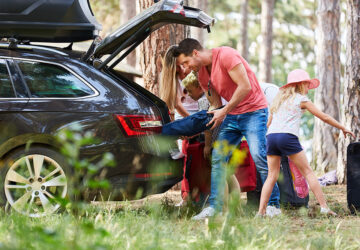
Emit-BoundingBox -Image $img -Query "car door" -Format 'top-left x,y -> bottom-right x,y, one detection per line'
0,58 -> 15,111
0,58 -> 30,150
0,58 -> 29,111
10,58 -> 100,133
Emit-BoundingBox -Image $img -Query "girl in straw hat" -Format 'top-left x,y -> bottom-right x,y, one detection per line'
257,69 -> 355,217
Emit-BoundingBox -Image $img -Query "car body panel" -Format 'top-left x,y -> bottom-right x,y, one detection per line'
0,47 -> 180,199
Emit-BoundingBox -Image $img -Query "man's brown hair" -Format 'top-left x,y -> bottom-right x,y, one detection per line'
173,38 -> 203,57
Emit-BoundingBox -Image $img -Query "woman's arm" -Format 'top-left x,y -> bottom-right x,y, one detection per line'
175,92 -> 190,117
267,113 -> 273,128
301,100 -> 355,138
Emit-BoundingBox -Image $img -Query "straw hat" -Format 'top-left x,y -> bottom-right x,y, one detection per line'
280,69 -> 320,89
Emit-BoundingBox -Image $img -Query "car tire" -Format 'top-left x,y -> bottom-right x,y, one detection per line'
0,146 -> 69,218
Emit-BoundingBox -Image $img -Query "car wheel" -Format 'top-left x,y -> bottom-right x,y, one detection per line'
1,146 -> 68,218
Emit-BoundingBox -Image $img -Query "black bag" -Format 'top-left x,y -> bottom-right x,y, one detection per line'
278,156 -> 309,208
246,171 -> 262,208
347,142 -> 360,214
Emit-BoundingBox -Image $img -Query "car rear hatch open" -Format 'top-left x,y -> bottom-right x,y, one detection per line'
85,0 -> 214,69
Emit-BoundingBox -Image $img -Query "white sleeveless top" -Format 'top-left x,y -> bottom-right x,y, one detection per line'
267,93 -> 309,137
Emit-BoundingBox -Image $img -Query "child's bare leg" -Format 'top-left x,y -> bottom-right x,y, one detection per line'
258,155 -> 281,215
228,175 -> 240,195
288,150 -> 328,208
228,175 -> 241,205
224,175 -> 240,211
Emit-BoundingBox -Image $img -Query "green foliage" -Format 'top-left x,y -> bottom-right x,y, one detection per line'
55,124 -> 115,212
275,0 -> 317,27
89,0 -> 122,35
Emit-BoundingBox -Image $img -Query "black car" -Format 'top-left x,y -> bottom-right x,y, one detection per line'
0,0 -> 214,217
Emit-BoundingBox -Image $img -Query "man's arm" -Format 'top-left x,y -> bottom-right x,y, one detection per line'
207,63 -> 251,129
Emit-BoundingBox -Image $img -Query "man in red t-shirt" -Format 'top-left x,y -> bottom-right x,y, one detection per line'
173,38 -> 280,220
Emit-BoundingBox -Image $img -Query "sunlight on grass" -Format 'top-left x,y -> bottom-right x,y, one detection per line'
0,185 -> 359,249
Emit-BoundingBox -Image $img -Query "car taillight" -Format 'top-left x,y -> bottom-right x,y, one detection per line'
114,114 -> 162,137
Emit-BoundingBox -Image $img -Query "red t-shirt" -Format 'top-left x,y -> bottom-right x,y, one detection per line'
198,47 -> 267,115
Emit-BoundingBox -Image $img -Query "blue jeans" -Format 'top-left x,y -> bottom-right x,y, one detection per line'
161,110 -> 212,136
209,108 -> 280,210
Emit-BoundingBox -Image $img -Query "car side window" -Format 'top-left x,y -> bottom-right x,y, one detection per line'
0,59 -> 16,98
16,60 -> 95,98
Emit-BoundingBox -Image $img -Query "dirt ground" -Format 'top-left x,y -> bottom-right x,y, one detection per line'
94,184 -> 351,214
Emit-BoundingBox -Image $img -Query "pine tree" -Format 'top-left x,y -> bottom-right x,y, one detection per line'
259,0 -> 275,83
312,0 -> 341,173
239,0 -> 249,60
337,0 -> 360,183
138,0 -> 189,95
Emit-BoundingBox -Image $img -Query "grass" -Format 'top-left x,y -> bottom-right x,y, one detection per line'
0,185 -> 359,250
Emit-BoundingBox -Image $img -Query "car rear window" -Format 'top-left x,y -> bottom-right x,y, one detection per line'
0,59 -> 16,98
16,60 -> 95,98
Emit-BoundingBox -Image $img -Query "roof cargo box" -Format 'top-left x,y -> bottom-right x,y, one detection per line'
0,0 -> 101,42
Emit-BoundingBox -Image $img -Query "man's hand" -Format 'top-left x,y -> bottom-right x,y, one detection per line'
207,108 -> 226,130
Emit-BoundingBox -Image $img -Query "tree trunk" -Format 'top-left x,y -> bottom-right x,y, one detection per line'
239,0 -> 249,61
189,0 -> 208,45
312,0 -> 341,173
120,0 -> 137,67
337,0 -> 360,183
258,0 -> 275,83
138,0 -> 188,95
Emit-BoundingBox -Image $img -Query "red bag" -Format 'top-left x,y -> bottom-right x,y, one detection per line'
181,140 -> 211,201
181,140 -> 257,201
234,141 -> 257,192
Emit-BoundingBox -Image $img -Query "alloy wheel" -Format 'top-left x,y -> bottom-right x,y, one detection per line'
4,154 -> 67,217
